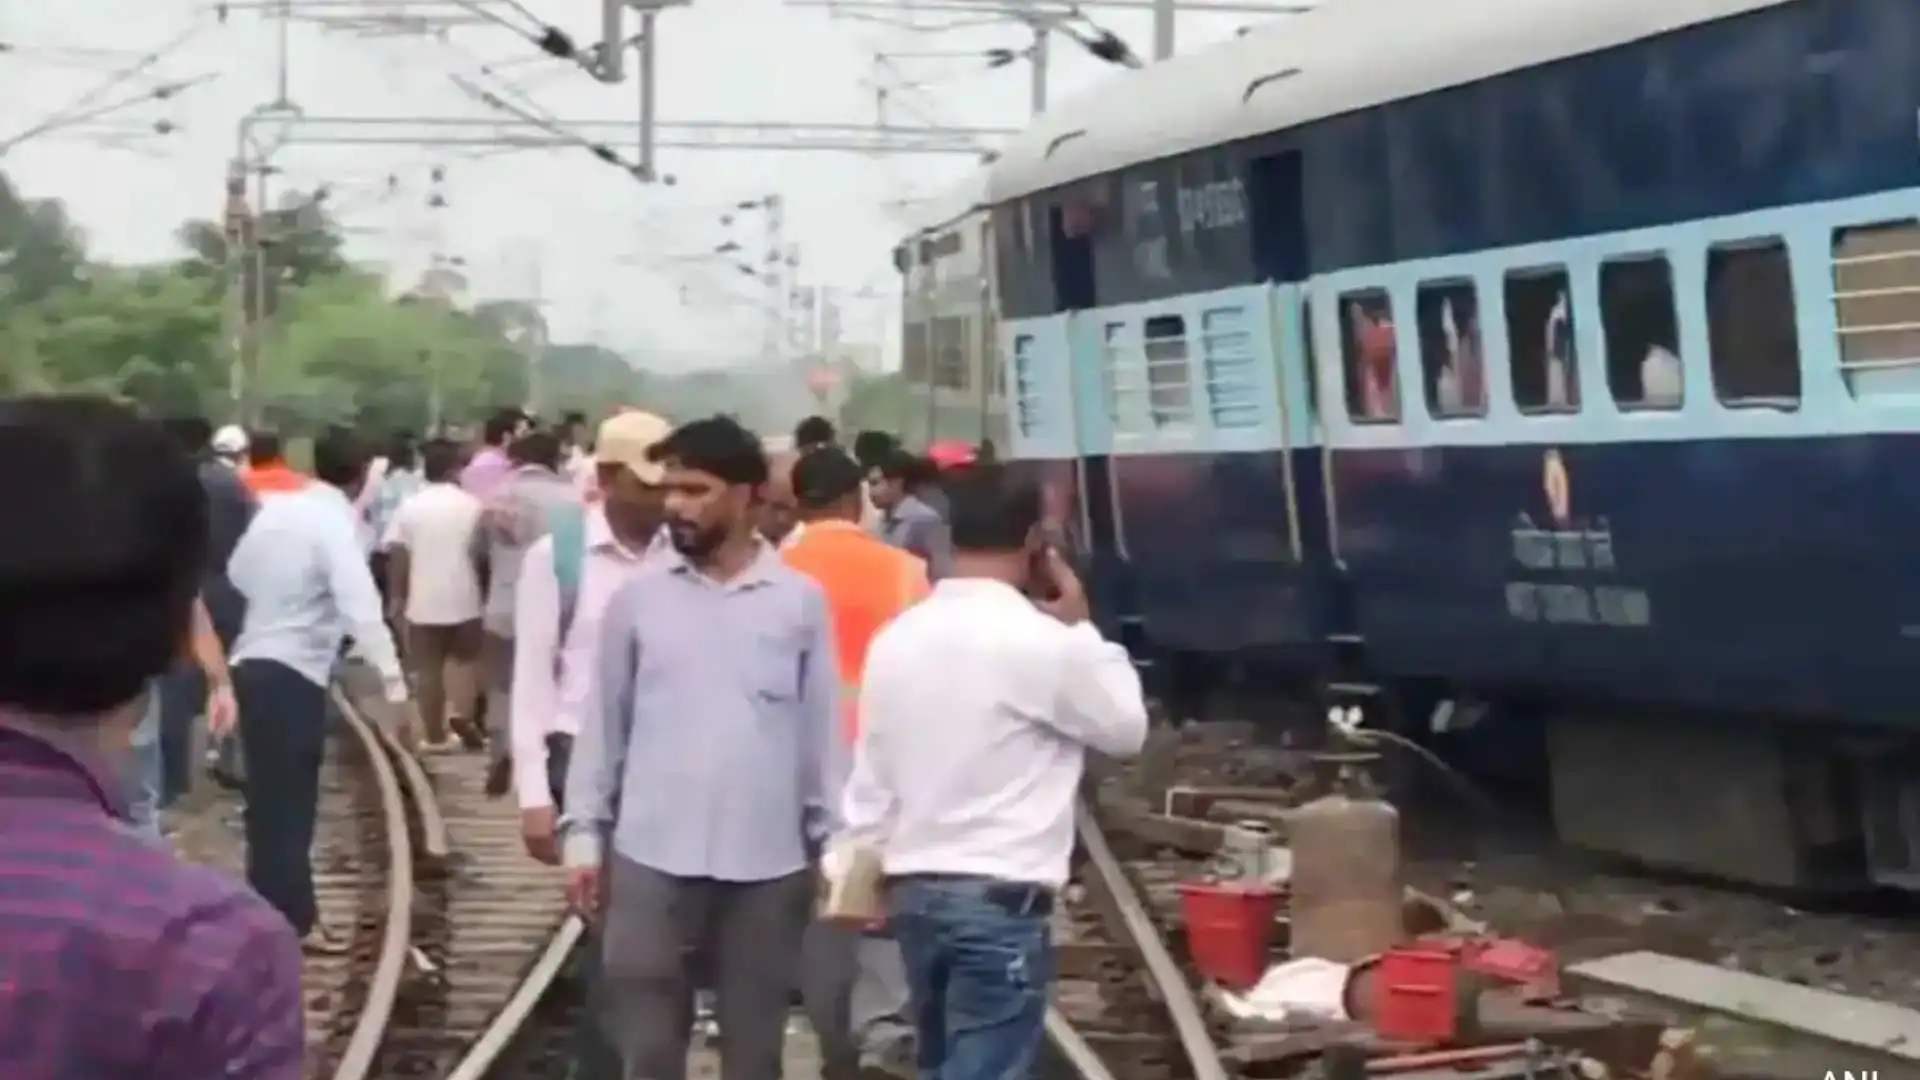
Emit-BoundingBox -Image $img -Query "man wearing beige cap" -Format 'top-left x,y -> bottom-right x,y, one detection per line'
509,409 -> 673,1080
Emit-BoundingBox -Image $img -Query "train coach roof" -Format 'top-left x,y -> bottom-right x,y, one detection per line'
896,170 -> 990,245
985,0 -> 1794,203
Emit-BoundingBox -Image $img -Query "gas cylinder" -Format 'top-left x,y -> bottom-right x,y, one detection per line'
1285,748 -> 1405,963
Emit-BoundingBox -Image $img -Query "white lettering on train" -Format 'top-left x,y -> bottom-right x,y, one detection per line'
1505,514 -> 1650,628
1176,178 -> 1247,234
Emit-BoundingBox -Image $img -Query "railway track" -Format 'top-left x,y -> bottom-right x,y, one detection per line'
283,680 -> 572,1080
294,708 -> 1910,1080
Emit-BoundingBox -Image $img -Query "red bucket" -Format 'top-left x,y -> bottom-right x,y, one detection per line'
1177,879 -> 1279,990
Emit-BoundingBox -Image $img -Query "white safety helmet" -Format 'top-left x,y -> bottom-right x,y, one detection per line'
211,424 -> 249,457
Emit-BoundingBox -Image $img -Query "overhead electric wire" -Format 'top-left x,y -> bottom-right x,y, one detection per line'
0,74 -> 219,156
448,72 -> 670,183
21,23 -> 210,142
435,0 -> 607,81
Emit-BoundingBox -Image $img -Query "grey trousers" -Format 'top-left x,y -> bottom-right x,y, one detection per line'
601,856 -> 813,1080
799,922 -> 916,1080
482,632 -> 513,764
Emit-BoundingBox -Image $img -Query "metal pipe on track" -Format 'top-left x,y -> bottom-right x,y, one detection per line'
1074,799 -> 1229,1080
330,689 -> 418,1080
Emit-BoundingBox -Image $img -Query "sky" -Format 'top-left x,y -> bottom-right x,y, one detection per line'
0,0 -> 1271,371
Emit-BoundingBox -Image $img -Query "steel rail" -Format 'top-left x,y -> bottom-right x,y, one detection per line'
441,915 -> 588,1080
332,686 -> 450,860
1044,1006 -> 1125,1080
330,690 -> 419,1080
1074,799 -> 1229,1080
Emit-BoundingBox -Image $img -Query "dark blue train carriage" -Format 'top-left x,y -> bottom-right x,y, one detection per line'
978,0 -> 1920,891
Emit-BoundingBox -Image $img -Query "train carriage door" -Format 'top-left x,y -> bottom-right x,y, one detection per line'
1247,149 -> 1331,570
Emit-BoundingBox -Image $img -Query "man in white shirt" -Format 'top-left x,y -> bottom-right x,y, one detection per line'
227,429 -> 411,954
837,465 -> 1148,1080
384,439 -> 486,753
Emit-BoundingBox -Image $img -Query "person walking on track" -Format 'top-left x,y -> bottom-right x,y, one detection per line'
0,396 -> 303,1078
561,414 -> 842,1080
156,416 -> 256,806
383,438 -> 487,752
238,430 -> 307,498
781,445 -> 928,1080
461,408 -> 530,498
836,464 -> 1149,1080
510,410 -> 674,1080
479,429 -> 579,796
868,449 -> 953,580
759,449 -> 802,548
227,428 -> 413,954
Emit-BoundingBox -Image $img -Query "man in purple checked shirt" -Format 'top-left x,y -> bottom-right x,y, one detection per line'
460,408 -> 532,498
0,397 -> 304,1080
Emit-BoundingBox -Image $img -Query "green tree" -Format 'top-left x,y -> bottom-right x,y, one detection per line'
0,166 -> 648,431
0,175 -> 86,309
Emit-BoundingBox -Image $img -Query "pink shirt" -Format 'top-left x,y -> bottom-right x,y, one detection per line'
459,446 -> 512,499
507,507 -> 669,809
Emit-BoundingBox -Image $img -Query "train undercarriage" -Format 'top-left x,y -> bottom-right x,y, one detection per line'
1147,646 -> 1920,896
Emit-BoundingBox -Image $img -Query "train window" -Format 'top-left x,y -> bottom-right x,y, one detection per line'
1706,239 -> 1800,408
1338,290 -> 1399,422
1414,280 -> 1487,418
1011,332 -> 1043,437
1102,321 -> 1137,429
1199,307 -> 1260,430
1505,268 -> 1579,414
1599,256 -> 1682,410
1832,220 -> 1920,397
903,320 -> 930,385
1143,315 -> 1194,429
931,316 -> 968,390
984,306 -> 1005,398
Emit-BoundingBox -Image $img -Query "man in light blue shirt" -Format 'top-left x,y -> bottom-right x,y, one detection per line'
562,415 -> 841,1080
226,429 -> 410,954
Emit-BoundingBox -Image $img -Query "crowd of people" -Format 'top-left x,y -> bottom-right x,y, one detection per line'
0,398 -> 1149,1080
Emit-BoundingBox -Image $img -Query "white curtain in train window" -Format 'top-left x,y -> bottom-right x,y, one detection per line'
1414,281 -> 1486,417
1597,256 -> 1682,409
1504,269 -> 1580,412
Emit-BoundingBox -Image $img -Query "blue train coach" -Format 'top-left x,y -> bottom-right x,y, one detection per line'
978,0 -> 1920,892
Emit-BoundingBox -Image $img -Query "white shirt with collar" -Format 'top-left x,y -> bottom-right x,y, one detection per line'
227,482 -> 406,693
507,505 -> 660,810
839,577 -> 1149,889
383,482 -> 486,626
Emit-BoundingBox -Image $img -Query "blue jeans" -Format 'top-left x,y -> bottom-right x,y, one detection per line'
888,876 -> 1053,1080
124,685 -> 163,839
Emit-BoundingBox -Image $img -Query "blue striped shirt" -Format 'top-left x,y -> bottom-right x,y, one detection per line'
560,544 -> 843,880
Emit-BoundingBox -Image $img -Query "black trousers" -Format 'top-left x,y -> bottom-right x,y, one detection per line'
235,659 -> 329,936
